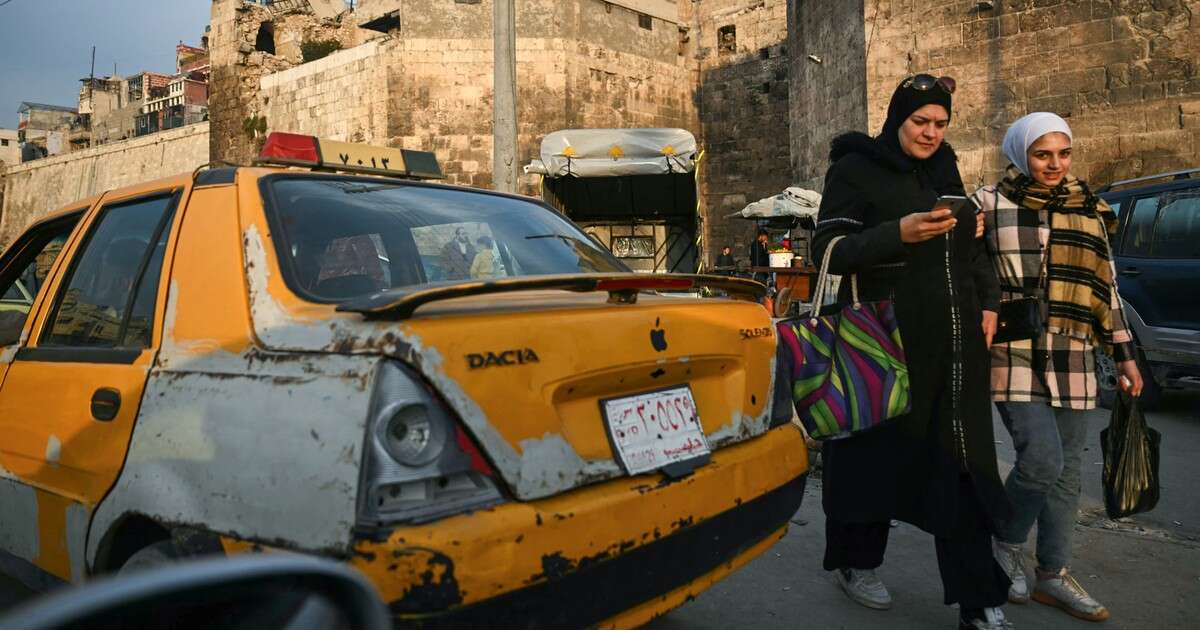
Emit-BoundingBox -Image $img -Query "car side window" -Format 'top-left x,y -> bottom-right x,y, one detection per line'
0,217 -> 79,346
1104,198 -> 1125,251
42,193 -> 177,349
1122,195 -> 1160,257
1150,190 -> 1200,259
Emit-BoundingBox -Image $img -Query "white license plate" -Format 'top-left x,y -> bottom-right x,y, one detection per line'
601,385 -> 710,476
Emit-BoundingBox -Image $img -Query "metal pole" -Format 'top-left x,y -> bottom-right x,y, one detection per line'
492,0 -> 518,193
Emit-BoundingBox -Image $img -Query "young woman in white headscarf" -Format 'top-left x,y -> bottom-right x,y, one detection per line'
970,113 -> 1142,623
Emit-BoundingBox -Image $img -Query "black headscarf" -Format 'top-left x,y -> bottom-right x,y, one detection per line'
878,76 -> 953,160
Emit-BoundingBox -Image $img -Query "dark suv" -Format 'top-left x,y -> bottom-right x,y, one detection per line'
1096,168 -> 1200,408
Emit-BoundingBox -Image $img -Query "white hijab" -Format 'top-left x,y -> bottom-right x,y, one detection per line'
1002,112 -> 1073,177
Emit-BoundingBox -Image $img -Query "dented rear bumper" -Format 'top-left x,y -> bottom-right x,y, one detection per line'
350,424 -> 808,629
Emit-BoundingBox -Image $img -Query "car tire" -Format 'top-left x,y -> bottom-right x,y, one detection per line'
118,539 -> 185,575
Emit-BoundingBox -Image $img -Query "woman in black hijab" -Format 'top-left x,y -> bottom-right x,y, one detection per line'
811,76 -> 1013,630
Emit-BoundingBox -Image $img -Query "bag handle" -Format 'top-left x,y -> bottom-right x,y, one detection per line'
809,235 -> 859,323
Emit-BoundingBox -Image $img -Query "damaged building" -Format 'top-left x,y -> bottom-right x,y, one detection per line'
209,0 -> 791,265
16,102 -> 81,161
6,0 -> 1198,265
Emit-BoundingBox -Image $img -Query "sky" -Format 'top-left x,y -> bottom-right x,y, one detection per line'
0,0 -> 212,128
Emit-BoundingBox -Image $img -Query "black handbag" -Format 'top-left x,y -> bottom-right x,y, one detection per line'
990,188 -> 1046,344
994,296 -> 1044,344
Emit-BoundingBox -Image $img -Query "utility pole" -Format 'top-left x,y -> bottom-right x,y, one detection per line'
492,0 -> 518,193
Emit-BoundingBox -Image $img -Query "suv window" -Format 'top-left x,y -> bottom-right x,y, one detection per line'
42,193 -> 177,349
1122,195 -> 1159,257
264,177 -> 625,302
0,216 -> 80,345
1150,190 -> 1200,259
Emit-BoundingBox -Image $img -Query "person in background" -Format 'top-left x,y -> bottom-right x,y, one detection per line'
971,112 -> 1141,623
715,245 -> 736,274
440,227 -> 476,280
750,230 -> 771,283
811,74 -> 1012,630
470,235 -> 497,279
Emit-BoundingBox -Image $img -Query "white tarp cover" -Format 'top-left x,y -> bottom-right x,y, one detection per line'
729,187 -> 823,220
527,128 -> 698,178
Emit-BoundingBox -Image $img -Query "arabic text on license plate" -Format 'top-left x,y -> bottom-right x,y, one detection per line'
602,386 -> 709,476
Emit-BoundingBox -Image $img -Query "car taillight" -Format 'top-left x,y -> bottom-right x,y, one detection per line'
357,362 -> 505,529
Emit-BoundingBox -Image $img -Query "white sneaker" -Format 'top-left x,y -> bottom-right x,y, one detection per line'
992,540 -> 1029,604
834,568 -> 892,610
959,607 -> 1014,629
1033,568 -> 1110,622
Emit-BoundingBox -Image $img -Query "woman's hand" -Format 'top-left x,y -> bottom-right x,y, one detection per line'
900,209 -> 957,243
981,310 -> 998,348
1118,360 -> 1144,397
975,211 -> 985,239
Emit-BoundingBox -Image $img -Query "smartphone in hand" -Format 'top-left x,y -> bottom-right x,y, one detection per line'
933,195 -> 978,217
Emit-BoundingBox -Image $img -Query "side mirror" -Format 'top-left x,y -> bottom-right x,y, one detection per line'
0,554 -> 390,630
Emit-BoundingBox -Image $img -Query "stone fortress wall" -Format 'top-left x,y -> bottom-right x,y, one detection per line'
4,0 -> 1197,262
0,123 -> 209,247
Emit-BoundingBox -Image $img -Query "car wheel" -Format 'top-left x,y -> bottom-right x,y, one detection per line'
118,539 -> 185,575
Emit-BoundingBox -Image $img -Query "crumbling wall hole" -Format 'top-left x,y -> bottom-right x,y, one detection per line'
256,22 -> 277,55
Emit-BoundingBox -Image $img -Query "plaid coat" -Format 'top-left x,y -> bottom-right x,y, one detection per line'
971,185 -> 1135,410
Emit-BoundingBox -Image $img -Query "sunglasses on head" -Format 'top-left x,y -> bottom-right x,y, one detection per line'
903,74 -> 956,94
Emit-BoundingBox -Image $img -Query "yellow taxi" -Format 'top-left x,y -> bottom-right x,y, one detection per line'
0,133 -> 808,627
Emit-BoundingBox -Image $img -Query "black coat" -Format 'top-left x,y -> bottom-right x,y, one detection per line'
811,132 -> 1008,538
749,241 -> 769,268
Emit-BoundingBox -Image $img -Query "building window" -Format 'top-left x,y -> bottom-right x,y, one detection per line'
718,25 -> 736,54
1,139 -> 8,146
638,13 -> 652,30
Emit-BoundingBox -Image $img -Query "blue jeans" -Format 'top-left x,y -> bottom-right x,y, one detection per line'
995,402 -> 1090,572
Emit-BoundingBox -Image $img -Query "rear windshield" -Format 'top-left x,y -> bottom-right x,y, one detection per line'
263,177 -> 627,302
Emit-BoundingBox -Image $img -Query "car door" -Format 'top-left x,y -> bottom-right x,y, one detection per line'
0,211 -> 84,579
1116,187 -> 1200,331
1114,193 -> 1162,328
0,189 -> 181,581
1140,187 -> 1200,330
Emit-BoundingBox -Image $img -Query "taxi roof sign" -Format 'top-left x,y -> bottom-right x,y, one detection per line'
257,132 -> 444,180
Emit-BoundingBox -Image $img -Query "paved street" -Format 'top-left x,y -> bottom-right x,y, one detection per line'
649,391 -> 1200,629
2,393 -> 1198,628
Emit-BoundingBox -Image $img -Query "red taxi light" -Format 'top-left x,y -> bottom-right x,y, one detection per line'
259,132 -> 320,163
594,278 -> 695,292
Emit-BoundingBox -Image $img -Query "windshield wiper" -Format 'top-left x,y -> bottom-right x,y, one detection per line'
524,233 -> 579,242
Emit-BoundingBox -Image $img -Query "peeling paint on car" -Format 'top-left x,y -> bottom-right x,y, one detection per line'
705,355 -> 776,449
0,478 -> 38,562
86,360 -> 377,566
45,436 -> 62,465
65,503 -> 88,581
516,434 -> 622,498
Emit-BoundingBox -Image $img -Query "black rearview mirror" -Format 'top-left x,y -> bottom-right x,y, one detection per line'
0,554 -> 390,630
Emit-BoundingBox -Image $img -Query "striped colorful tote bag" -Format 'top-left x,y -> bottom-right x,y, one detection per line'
776,236 -> 911,440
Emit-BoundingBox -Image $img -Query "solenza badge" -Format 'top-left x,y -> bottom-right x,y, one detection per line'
466,349 -> 540,369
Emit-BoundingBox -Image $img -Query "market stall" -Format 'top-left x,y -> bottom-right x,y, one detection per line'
728,187 -> 822,308
526,128 -> 700,273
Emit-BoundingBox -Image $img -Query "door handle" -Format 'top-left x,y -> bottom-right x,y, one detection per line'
1119,268 -> 1141,277
91,388 -> 121,422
